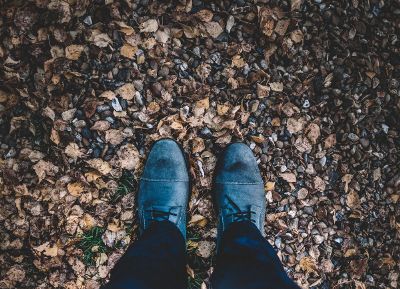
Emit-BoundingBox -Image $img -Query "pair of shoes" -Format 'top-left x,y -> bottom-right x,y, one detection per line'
137,139 -> 266,243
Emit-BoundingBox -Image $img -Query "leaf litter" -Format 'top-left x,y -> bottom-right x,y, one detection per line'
0,1 -> 399,289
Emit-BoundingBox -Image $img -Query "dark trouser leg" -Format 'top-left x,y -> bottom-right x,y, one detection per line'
103,221 -> 187,289
211,221 -> 300,289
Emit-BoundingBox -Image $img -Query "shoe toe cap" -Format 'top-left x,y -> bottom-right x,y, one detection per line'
216,143 -> 263,184
142,139 -> 188,181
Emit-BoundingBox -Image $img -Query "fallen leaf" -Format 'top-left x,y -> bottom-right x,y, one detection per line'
290,29 -> 304,43
91,120 -> 110,131
65,143 -> 85,161
33,242 -> 58,257
67,182 -> 85,197
116,83 -> 135,100
192,137 -> 205,154
306,123 -> 321,144
105,129 -> 127,145
195,9 -> 214,22
116,144 -> 140,170
189,214 -> 208,228
91,32 -> 112,48
196,241 -> 215,258
280,172 -> 296,183
342,174 -> 353,193
346,189 -> 360,208
50,128 -> 60,145
314,176 -> 326,192
65,44 -> 84,60
231,55 -> 246,68
299,256 -> 318,274
269,82 -> 283,92
291,0 -> 304,11
287,117 -> 306,134
297,188 -> 308,199
116,21 -> 135,35
120,44 -> 137,59
33,160 -> 59,183
275,19 -> 290,36
195,97 -> 209,109
99,90 -> 116,100
294,135 -> 312,153
226,15 -> 235,33
257,83 -> 270,98
139,19 -> 158,33
86,159 -> 112,175
265,181 -> 275,191
204,21 -> 223,39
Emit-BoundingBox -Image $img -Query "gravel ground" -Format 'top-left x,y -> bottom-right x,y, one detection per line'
0,0 -> 399,288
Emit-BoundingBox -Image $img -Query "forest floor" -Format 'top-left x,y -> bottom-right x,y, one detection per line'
0,0 -> 399,288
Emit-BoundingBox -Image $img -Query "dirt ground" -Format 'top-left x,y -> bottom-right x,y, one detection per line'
0,0 -> 399,288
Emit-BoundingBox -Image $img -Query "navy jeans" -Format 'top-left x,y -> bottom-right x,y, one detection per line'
103,221 -> 300,289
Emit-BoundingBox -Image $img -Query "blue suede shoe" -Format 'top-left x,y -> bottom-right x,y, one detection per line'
214,143 -> 266,245
137,139 -> 190,239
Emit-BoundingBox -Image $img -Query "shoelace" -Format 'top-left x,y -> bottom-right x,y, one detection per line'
229,210 -> 256,223
145,208 -> 177,221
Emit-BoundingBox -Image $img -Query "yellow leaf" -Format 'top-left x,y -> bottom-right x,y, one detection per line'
299,256 -> 317,274
120,44 -> 137,59
65,45 -> 84,60
265,181 -> 275,191
67,182 -> 85,197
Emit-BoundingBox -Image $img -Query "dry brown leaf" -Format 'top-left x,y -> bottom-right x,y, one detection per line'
86,159 -> 112,175
291,0 -> 304,11
65,143 -> 85,161
105,129 -> 127,146
204,22 -> 223,39
116,144 -> 140,170
231,55 -> 246,68
306,123 -> 321,144
195,9 -> 214,22
67,182 -> 85,197
65,45 -> 84,60
116,21 -> 135,35
120,44 -> 137,59
287,117 -> 306,134
299,256 -> 318,274
33,160 -> 59,183
189,214 -> 208,228
280,172 -> 296,183
192,137 -> 205,154
290,29 -> 304,43
196,97 -> 209,109
91,32 -> 112,48
346,189 -> 360,208
196,241 -> 215,258
269,82 -> 283,92
50,128 -> 60,145
33,242 -> 58,257
116,83 -> 135,100
294,135 -> 312,153
85,171 -> 101,182
314,176 -> 326,192
265,181 -> 275,191
297,188 -> 308,199
99,90 -> 116,100
217,104 -> 230,116
257,83 -> 270,98
342,174 -> 353,193
139,19 -> 158,33
324,133 -> 337,149
275,19 -> 290,36
91,120 -> 110,131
